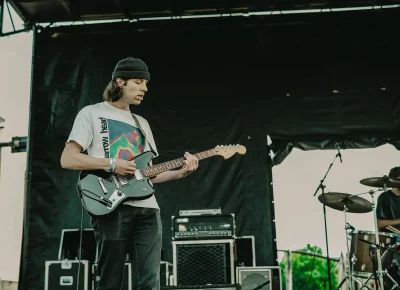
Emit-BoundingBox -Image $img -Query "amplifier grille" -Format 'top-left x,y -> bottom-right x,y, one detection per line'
176,243 -> 231,285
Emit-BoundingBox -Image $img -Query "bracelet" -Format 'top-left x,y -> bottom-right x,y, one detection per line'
106,158 -> 116,172
110,158 -> 116,172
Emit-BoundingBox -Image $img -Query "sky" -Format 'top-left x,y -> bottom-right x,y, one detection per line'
0,5 -> 399,284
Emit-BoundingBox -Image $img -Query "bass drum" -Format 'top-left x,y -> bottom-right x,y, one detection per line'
381,242 -> 400,289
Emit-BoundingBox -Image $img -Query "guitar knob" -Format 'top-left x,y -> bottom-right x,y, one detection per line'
143,188 -> 147,191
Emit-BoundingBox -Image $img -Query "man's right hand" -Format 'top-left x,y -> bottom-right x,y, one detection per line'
114,159 -> 136,176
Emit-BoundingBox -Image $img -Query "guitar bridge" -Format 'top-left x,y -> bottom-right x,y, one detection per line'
107,190 -> 126,209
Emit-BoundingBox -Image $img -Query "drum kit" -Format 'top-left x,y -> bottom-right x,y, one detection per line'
318,175 -> 400,289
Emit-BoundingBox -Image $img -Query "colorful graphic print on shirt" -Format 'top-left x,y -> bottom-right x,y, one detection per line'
99,117 -> 145,160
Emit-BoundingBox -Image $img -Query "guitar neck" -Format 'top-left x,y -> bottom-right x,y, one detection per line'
142,149 -> 217,178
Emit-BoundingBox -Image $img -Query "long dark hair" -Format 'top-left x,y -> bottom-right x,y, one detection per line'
103,79 -> 126,102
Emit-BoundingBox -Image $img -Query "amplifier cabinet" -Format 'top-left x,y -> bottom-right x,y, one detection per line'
236,266 -> 282,290
172,239 -> 235,286
92,263 -> 131,290
45,260 -> 90,290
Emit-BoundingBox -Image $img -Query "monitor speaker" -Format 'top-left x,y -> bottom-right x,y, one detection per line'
236,266 -> 282,290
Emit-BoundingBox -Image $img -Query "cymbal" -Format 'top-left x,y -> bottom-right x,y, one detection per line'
318,192 -> 372,213
360,176 -> 400,188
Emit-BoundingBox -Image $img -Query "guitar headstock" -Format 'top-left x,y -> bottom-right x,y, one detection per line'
214,144 -> 247,159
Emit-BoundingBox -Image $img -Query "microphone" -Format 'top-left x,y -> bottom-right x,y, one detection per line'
335,143 -> 343,163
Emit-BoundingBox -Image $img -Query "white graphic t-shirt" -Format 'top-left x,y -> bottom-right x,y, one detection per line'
67,101 -> 159,209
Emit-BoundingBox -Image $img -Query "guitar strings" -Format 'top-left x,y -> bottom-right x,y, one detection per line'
98,151 -> 216,183
99,150 -> 218,183
101,161 -> 183,183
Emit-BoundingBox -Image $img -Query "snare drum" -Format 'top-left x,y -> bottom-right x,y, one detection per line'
350,230 -> 396,277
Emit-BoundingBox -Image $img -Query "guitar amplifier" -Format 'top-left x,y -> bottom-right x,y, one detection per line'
172,214 -> 235,240
45,260 -> 90,290
172,239 -> 235,286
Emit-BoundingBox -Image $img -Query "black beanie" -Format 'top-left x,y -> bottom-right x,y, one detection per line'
112,57 -> 150,81
389,166 -> 400,178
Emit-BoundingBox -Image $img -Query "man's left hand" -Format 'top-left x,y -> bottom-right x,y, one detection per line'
180,152 -> 199,178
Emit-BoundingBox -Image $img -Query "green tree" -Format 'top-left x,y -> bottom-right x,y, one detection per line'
279,245 -> 339,290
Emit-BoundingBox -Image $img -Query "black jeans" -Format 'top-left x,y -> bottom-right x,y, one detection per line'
90,205 -> 162,290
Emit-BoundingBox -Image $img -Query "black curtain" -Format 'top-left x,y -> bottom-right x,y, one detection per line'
20,9 -> 400,289
20,16 -> 277,290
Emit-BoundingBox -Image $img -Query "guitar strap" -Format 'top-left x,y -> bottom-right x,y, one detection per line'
130,113 -> 157,155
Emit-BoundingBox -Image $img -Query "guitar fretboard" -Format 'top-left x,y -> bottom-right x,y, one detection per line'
141,149 -> 217,177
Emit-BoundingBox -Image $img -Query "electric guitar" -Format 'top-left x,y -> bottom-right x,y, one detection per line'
77,144 -> 246,216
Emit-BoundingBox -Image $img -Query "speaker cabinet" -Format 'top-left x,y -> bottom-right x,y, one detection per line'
236,266 -> 282,290
172,239 -> 235,286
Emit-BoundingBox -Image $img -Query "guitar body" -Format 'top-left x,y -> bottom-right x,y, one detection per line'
77,151 -> 156,216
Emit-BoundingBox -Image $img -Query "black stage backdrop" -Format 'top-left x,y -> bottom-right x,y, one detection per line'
20,10 -> 400,289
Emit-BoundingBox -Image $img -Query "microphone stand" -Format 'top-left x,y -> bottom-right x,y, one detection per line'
250,280 -> 270,290
313,149 -> 342,290
359,238 -> 400,256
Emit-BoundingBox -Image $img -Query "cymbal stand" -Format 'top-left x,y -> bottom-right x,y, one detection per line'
336,205 -> 354,290
350,188 -> 395,289
369,190 -> 384,289
352,276 -> 373,290
350,189 -> 383,198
